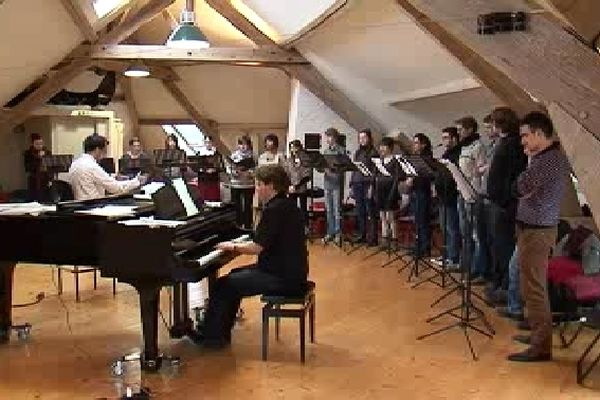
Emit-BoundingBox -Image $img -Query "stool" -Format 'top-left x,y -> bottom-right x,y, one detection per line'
261,281 -> 315,363
57,266 -> 117,302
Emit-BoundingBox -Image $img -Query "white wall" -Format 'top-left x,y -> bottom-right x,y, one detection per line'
288,79 -> 356,193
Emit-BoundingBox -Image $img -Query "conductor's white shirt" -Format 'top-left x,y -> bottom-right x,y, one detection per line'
69,153 -> 140,200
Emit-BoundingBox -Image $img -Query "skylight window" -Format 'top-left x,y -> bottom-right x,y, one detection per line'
93,0 -> 127,18
161,124 -> 205,156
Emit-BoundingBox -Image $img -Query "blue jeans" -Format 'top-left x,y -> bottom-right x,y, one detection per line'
507,246 -> 523,314
325,188 -> 341,236
352,182 -> 373,239
439,202 -> 461,263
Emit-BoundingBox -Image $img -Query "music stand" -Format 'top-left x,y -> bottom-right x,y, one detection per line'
416,159 -> 495,361
296,151 -> 324,242
99,157 -> 115,174
41,154 -> 73,179
322,153 -> 356,248
376,154 -> 439,282
153,149 -> 185,181
119,157 -> 152,178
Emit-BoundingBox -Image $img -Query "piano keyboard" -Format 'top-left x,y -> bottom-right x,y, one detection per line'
195,234 -> 251,267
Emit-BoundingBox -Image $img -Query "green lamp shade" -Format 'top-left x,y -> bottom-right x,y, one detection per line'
167,24 -> 210,49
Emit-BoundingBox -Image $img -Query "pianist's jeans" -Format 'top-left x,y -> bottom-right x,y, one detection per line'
203,267 -> 300,343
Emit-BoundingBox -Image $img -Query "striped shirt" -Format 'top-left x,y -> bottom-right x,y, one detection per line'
516,142 -> 570,227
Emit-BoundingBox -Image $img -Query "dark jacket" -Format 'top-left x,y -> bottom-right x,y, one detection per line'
350,145 -> 378,185
434,145 -> 461,204
487,134 -> 528,209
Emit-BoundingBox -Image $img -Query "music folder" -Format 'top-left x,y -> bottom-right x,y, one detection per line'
439,159 -> 477,203
371,158 -> 391,177
352,161 -> 372,177
322,153 -> 356,172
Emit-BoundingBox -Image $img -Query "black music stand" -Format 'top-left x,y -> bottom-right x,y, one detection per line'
322,153 -> 355,248
119,157 -> 151,178
41,154 -> 73,179
416,159 -> 495,361
377,154 -> 438,282
153,149 -> 186,182
297,151 -> 324,242
99,157 -> 115,174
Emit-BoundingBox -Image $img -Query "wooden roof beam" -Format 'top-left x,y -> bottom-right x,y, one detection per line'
395,0 -> 600,232
89,44 -> 309,64
161,76 -> 229,156
60,0 -> 98,42
205,0 -> 393,147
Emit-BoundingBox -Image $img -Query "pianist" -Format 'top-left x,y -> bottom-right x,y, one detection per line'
200,165 -> 309,348
69,134 -> 145,200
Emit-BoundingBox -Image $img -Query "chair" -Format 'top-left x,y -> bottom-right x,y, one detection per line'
576,308 -> 600,385
49,180 -> 117,302
261,281 -> 316,363
49,180 -> 74,202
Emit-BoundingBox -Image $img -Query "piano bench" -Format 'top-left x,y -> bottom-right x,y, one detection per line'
56,266 -> 117,302
260,281 -> 315,363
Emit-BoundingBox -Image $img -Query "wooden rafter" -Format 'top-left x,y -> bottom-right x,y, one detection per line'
93,60 -> 180,81
6,0 -> 175,128
59,0 -> 98,42
98,0 -> 175,45
205,0 -> 392,145
161,77 -> 229,156
395,0 -> 600,224
89,44 -> 309,64
119,76 -> 140,137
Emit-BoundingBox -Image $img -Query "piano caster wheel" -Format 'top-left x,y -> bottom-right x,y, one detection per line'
13,323 -> 32,341
141,356 -> 163,372
111,360 -> 125,377
235,308 -> 245,322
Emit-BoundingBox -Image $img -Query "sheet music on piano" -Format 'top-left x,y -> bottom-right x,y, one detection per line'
75,205 -> 139,217
0,202 -> 56,215
118,217 -> 186,228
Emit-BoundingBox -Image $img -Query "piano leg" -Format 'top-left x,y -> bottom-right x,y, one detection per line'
0,262 -> 15,343
135,283 -> 163,371
170,283 -> 194,339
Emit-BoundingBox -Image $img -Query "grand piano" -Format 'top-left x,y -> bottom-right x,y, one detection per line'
0,194 -> 247,371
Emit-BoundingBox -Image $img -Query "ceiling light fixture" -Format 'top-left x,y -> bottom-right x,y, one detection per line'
123,63 -> 150,78
166,9 -> 210,49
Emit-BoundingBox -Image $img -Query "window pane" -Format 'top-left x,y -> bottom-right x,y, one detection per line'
93,0 -> 127,18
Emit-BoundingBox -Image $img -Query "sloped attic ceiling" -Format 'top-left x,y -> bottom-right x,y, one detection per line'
291,0 -> 500,133
0,0 -> 83,105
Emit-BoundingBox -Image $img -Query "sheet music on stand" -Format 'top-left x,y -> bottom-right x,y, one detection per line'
41,154 -> 73,174
300,151 -> 326,169
371,158 -> 391,177
352,161 -> 372,177
395,154 -> 434,178
439,159 -> 477,203
322,153 -> 356,173
153,149 -> 186,167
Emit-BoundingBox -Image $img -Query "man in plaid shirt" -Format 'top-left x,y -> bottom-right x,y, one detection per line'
507,112 -> 570,362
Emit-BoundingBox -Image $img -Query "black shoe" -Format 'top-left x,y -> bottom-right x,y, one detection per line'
496,307 -> 525,321
512,334 -> 531,345
507,348 -> 552,362
517,320 -> 532,331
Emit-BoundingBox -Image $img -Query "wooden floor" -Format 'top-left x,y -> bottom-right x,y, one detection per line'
1,244 -> 599,399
